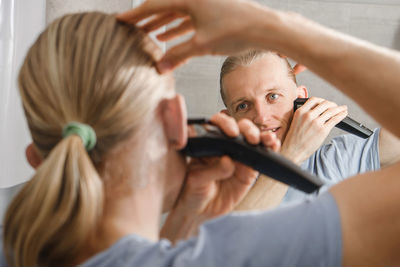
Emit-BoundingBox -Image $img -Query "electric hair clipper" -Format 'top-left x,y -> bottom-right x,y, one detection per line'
294,98 -> 373,139
181,119 -> 324,193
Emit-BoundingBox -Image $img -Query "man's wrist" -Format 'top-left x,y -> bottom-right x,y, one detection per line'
280,145 -> 304,165
244,4 -> 283,50
251,7 -> 327,65
247,7 -> 298,54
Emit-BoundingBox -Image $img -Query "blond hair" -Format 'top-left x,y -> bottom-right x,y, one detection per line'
3,12 -> 167,267
219,50 -> 297,106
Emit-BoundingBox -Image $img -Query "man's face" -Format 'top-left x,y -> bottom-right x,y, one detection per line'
222,55 -> 306,143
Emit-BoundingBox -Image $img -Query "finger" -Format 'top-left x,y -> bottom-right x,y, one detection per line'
140,12 -> 187,33
276,54 -> 306,74
296,97 -> 324,113
293,63 -> 307,75
230,161 -> 259,185
188,156 -> 235,184
157,18 -> 194,41
188,125 -> 197,137
188,156 -> 219,169
117,1 -> 179,24
238,119 -> 260,145
309,100 -> 337,118
209,113 -> 239,137
318,105 -> 347,124
116,6 -> 157,24
191,156 -> 257,185
157,38 -> 200,73
142,33 -> 164,61
260,132 -> 281,152
325,109 -> 348,129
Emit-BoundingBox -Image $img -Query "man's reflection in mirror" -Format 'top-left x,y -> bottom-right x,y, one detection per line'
219,50 -> 400,208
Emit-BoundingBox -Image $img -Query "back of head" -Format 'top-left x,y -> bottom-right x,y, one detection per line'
3,12 -> 168,267
219,50 -> 297,106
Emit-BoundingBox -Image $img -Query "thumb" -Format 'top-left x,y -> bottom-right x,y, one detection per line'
188,156 -> 235,186
293,63 -> 307,75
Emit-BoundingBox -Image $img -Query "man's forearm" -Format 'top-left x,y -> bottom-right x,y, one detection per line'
234,146 -> 306,212
160,205 -> 202,244
235,175 -> 288,211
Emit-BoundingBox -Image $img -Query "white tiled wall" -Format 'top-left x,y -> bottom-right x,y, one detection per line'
46,0 -> 132,24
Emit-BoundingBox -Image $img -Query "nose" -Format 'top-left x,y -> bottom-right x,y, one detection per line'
252,101 -> 270,126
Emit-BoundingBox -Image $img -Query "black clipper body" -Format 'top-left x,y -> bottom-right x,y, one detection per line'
181,119 -> 324,193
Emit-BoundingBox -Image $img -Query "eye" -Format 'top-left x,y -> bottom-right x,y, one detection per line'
236,102 -> 248,111
267,93 -> 279,102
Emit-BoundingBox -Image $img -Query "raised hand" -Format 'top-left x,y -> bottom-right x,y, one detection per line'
281,97 -> 348,164
117,0 -> 278,73
160,112 -> 280,243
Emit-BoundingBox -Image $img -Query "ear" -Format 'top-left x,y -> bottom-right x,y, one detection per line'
220,109 -> 230,115
296,85 -> 308,98
26,143 -> 42,169
159,94 -> 188,149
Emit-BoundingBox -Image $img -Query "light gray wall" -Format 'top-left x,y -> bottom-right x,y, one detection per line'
46,0 -> 132,24
175,0 -> 400,139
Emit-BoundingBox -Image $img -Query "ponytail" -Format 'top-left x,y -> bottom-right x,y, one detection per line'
3,135 -> 103,266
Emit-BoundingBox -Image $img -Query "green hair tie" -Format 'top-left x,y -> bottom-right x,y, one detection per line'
62,122 -> 97,151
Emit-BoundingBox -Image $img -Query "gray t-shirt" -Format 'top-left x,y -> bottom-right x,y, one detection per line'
1,192 -> 342,267
284,128 -> 380,203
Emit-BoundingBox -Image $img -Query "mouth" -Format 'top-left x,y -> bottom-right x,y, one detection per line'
261,127 -> 280,133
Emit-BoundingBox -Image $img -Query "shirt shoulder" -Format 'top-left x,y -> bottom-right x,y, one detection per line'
284,129 -> 381,204
302,128 -> 381,182
80,192 -> 342,267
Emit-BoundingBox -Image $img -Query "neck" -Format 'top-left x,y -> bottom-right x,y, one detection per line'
101,184 -> 163,242
76,178 -> 164,265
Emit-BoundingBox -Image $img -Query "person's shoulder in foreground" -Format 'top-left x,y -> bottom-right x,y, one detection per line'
78,192 -> 341,267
